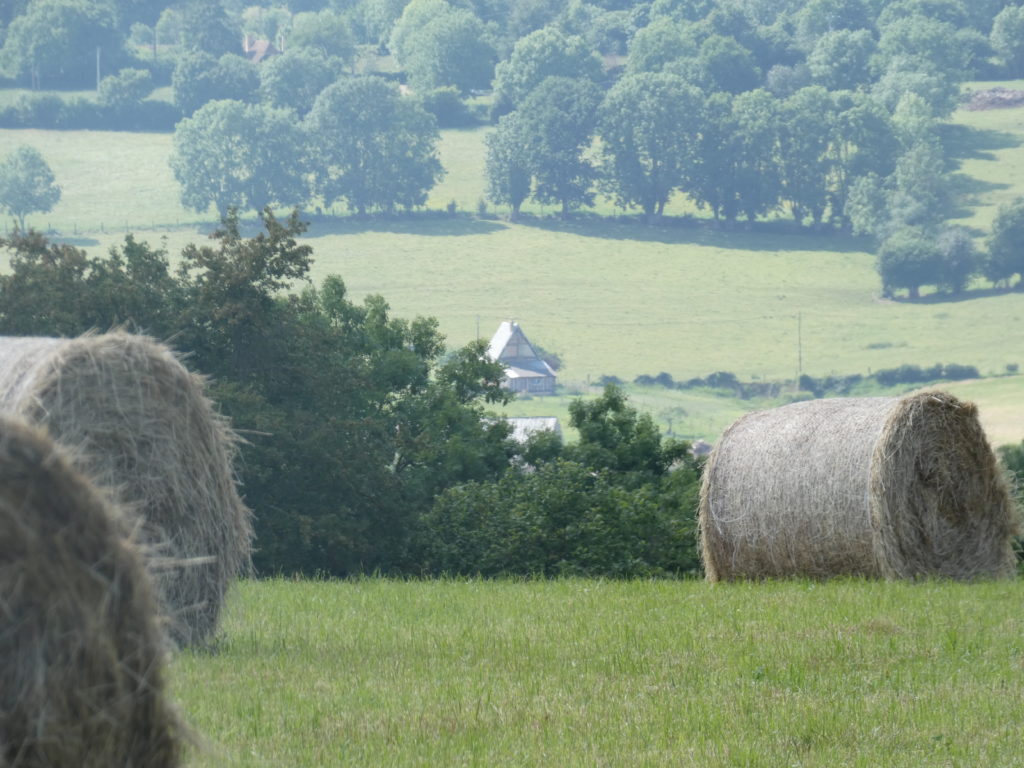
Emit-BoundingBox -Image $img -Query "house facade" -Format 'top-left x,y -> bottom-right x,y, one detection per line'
487,321 -> 557,395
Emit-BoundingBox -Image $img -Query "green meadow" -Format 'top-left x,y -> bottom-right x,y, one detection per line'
173,578 -> 1024,767
4,87 -> 1024,443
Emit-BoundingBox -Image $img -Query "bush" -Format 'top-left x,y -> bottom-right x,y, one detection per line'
98,68 -> 154,111
417,87 -> 477,128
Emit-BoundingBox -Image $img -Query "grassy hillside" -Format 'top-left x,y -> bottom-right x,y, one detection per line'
174,578 -> 1024,767
4,88 -> 1024,442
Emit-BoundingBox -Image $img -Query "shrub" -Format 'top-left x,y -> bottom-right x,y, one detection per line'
417,87 -> 476,128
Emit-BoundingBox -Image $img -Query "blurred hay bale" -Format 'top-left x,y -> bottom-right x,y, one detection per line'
699,392 -> 1019,581
0,332 -> 252,647
0,415 -> 182,767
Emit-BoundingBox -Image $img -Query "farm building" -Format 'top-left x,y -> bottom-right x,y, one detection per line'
505,417 -> 562,443
487,321 -> 557,395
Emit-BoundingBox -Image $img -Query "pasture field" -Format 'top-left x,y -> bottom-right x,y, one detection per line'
174,578 -> 1024,767
4,86 -> 1024,442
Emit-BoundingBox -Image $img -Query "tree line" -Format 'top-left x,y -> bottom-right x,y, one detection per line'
0,212 -> 703,577
5,0 -> 1024,300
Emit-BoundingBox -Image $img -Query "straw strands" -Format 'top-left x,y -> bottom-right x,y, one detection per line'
0,332 -> 252,647
699,392 -> 1019,581
0,415 -> 182,767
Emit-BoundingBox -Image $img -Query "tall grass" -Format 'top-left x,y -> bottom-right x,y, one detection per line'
174,578 -> 1024,767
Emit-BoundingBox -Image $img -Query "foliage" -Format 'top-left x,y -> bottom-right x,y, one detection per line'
287,9 -> 356,64
258,49 -> 342,115
170,100 -> 308,216
0,211 -> 519,576
492,26 -> 603,113
391,1 -> 496,94
598,71 -> 704,220
97,67 -> 153,111
0,0 -> 122,87
419,385 -> 701,577
177,0 -> 239,56
172,51 -> 260,115
0,145 -> 61,231
484,111 -> 532,217
516,76 -> 602,218
876,227 -> 939,299
306,76 -> 445,215
806,28 -> 875,90
984,197 -> 1024,287
990,4 -> 1024,77
416,86 -> 476,128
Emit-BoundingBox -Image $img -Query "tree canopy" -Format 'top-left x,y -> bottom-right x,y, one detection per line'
306,76 -> 445,215
0,145 -> 61,231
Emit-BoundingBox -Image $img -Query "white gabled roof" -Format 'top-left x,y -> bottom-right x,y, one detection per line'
487,320 -> 518,362
487,321 -> 556,377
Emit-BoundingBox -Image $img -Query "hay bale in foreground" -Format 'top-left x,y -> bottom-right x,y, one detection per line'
699,392 -> 1019,581
0,332 -> 252,647
0,415 -> 182,767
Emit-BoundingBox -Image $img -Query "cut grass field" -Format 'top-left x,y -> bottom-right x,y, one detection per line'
174,578 -> 1024,767
4,83 -> 1024,442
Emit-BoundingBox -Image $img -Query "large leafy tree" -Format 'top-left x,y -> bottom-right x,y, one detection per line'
623,16 -> 699,75
484,111 -> 532,218
259,49 -> 342,115
806,28 -> 875,90
0,0 -> 121,87
985,197 -> 1024,287
598,71 -> 704,221
170,100 -> 308,216
177,0 -> 239,56
991,5 -> 1024,77
0,145 -> 61,231
517,76 -> 602,218
492,26 -> 603,112
0,212 -> 516,576
691,33 -> 761,94
777,86 -> 833,225
305,76 -> 445,216
728,88 -> 781,222
876,227 -> 940,299
419,385 -> 702,578
287,9 -> 356,65
172,51 -> 260,115
392,2 -> 496,94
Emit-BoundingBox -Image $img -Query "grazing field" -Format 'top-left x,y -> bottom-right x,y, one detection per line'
174,578 -> 1024,767
4,88 -> 1024,442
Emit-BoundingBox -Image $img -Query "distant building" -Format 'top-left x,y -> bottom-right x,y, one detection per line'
242,35 -> 281,63
505,417 -> 562,444
487,321 -> 557,395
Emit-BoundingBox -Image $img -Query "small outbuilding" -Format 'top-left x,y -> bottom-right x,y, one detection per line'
487,321 -> 557,395
505,416 -> 562,443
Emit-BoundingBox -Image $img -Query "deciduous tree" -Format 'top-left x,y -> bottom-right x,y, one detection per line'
0,0 -> 121,87
259,49 -> 341,115
517,76 -> 602,218
0,145 -> 61,231
485,111 -> 532,218
170,100 -> 308,216
492,27 -> 603,112
985,197 -> 1024,287
598,71 -> 704,220
306,76 -> 444,215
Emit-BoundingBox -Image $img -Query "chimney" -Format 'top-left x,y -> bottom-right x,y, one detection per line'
243,34 -> 251,53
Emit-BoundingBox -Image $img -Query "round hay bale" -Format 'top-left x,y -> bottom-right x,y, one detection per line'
0,415 -> 182,767
699,392 -> 1019,581
0,332 -> 252,648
